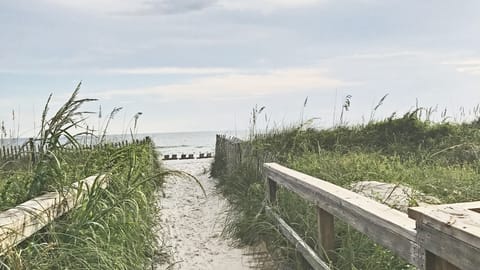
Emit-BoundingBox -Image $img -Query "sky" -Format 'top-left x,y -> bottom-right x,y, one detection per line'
1,0 -> 480,137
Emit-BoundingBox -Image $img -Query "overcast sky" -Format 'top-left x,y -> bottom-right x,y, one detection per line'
1,0 -> 480,136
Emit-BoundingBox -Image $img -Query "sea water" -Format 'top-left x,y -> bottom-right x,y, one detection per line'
146,130 -> 244,156
148,131 -> 217,156
0,130 -> 245,157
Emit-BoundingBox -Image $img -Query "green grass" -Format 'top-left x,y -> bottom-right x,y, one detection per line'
0,86 -> 168,269
212,111 -> 480,269
1,141 -> 166,269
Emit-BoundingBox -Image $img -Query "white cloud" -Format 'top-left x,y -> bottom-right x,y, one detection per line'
103,67 -> 236,75
43,0 -> 327,14
94,68 -> 352,101
349,51 -> 428,60
43,0 -> 144,14
218,0 -> 326,11
442,59 -> 480,75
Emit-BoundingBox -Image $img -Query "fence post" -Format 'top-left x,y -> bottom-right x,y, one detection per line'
28,138 -> 35,163
266,177 -> 277,204
317,207 -> 335,261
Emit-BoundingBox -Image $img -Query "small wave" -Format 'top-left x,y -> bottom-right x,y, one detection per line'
155,145 -> 191,149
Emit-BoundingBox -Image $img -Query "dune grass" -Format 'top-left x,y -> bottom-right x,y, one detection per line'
0,86 -> 167,269
212,111 -> 480,269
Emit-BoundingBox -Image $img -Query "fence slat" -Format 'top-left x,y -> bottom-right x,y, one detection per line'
265,206 -> 330,270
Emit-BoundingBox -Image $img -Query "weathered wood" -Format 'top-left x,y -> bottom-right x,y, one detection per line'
317,207 -> 335,261
264,163 -> 421,268
410,205 -> 480,270
426,251 -> 460,270
265,206 -> 331,270
409,205 -> 480,252
266,177 -> 277,203
0,175 -> 107,255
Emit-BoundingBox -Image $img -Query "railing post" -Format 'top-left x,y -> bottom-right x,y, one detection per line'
266,177 -> 277,204
317,207 -> 335,261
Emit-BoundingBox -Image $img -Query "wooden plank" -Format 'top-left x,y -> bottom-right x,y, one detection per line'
416,222 -> 477,270
409,205 -> 480,249
317,207 -> 335,261
264,163 -> 421,268
408,201 -> 480,217
0,175 -> 107,255
265,206 -> 331,270
410,204 -> 480,270
440,201 -> 480,211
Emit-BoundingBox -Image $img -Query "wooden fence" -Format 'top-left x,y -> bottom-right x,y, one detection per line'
162,153 -> 213,160
215,135 -> 480,270
0,137 -> 151,162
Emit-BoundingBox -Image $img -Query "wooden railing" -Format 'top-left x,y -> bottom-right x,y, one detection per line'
0,175 -> 108,255
264,162 -> 480,270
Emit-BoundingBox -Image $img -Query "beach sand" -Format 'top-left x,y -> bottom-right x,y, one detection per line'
155,158 -> 258,270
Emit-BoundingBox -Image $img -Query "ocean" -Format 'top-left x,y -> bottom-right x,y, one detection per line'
0,130 -> 244,157
143,130 -> 244,157
148,131 -> 218,156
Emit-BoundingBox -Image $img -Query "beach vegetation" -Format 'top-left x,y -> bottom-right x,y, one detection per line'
212,105 -> 480,269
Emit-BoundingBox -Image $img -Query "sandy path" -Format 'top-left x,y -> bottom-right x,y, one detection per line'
155,159 -> 257,270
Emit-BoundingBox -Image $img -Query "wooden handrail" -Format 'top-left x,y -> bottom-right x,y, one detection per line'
264,163 -> 424,268
264,162 -> 422,268
0,175 -> 108,255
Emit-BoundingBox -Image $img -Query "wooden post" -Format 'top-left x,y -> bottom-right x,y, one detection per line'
236,143 -> 242,165
426,251 -> 460,270
266,177 -> 277,204
28,138 -> 35,163
317,207 -> 335,261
